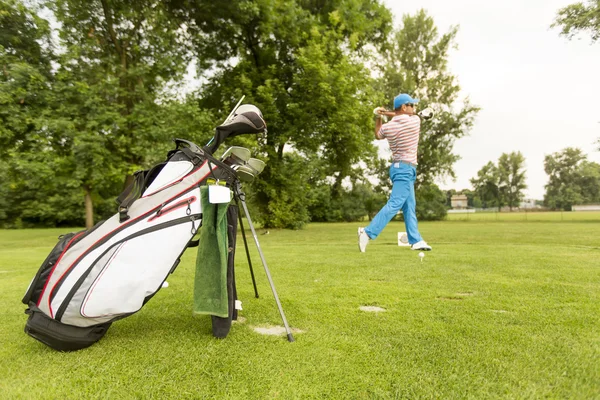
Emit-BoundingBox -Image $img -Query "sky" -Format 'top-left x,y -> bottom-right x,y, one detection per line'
380,0 -> 600,199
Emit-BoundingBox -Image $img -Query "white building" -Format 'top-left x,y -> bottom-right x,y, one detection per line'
519,199 -> 539,209
572,204 -> 600,211
451,194 -> 468,209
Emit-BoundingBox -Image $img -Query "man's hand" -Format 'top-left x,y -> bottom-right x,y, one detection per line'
373,107 -> 395,118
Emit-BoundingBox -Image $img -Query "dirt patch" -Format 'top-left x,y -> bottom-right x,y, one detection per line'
359,306 -> 387,312
437,296 -> 464,301
233,316 -> 247,324
253,326 -> 303,336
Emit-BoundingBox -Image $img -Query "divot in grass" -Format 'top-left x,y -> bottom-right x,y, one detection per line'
253,326 -> 304,336
359,306 -> 387,312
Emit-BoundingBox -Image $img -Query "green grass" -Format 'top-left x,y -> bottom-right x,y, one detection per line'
1,217 -> 599,399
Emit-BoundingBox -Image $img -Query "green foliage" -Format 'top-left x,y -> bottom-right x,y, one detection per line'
415,182 -> 447,220
471,161 -> 501,209
375,10 -> 480,187
544,147 -> 600,210
360,183 -> 388,221
497,151 -> 527,210
0,1 -> 478,229
170,0 -> 392,228
306,184 -> 336,222
552,0 -> 600,42
552,1 -> 600,149
0,0 -> 53,155
0,163 -> 8,222
0,0 -> 53,72
0,0 -> 212,227
253,152 -> 312,230
471,153 -> 527,210
308,181 -> 386,222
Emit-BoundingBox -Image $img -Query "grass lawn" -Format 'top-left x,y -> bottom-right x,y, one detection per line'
1,216 -> 599,399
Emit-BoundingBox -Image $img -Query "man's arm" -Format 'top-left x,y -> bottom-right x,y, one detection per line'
374,117 -> 384,140
374,111 -> 395,139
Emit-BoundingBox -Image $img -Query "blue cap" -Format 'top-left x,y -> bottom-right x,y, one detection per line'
393,93 -> 419,110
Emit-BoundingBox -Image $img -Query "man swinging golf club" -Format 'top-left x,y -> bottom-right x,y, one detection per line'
358,93 -> 432,253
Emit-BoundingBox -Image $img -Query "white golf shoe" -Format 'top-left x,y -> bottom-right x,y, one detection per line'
358,227 -> 370,253
411,240 -> 432,251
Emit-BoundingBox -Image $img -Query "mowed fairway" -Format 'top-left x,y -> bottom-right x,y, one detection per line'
1,215 -> 599,399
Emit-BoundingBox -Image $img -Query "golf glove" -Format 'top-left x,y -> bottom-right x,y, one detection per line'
373,106 -> 387,115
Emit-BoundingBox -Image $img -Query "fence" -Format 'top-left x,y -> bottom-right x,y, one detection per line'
445,210 -> 600,222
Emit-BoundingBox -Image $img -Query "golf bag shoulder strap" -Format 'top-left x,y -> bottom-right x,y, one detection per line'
179,147 -> 206,166
116,170 -> 146,223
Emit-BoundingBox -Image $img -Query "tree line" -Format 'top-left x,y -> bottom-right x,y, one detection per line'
458,1 -> 600,212
448,148 -> 600,211
1,0 -> 596,228
0,0 -> 478,228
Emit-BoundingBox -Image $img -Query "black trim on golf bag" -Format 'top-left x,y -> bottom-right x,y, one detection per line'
24,304 -> 112,352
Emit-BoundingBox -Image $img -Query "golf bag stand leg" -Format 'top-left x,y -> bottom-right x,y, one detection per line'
234,183 -> 295,342
236,201 -> 259,298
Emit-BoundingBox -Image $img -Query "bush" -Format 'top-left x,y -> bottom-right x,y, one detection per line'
416,183 -> 447,221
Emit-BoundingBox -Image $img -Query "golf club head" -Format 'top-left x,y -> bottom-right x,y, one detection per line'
418,107 -> 434,120
234,165 -> 256,183
205,104 -> 266,155
247,158 -> 265,175
221,146 -> 251,167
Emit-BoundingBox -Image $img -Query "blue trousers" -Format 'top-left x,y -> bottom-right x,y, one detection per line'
365,163 -> 423,244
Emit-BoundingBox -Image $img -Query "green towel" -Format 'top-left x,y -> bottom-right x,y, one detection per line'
193,186 -> 229,318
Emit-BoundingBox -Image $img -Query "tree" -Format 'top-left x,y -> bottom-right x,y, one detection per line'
552,1 -> 600,150
470,152 -> 527,211
41,0 -> 196,227
375,9 -> 480,189
0,0 -> 53,160
470,162 -> 501,210
460,188 -> 481,208
415,183 -> 447,220
497,151 -> 527,211
544,147 -> 600,210
0,0 -> 57,227
552,0 -> 600,42
169,0 -> 393,228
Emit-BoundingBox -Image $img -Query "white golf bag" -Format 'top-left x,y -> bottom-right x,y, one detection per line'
22,105 -> 269,351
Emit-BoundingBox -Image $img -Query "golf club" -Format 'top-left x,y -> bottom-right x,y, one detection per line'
372,106 -> 435,120
205,96 -> 247,149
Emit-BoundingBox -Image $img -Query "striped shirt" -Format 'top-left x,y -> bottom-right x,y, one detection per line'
377,114 -> 421,165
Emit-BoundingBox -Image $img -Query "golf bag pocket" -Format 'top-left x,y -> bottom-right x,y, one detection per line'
22,230 -> 86,305
57,190 -> 202,327
75,222 -> 195,323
